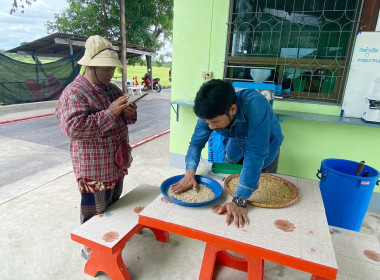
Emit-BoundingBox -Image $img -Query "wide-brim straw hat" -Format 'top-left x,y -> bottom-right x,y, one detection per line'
78,35 -> 123,68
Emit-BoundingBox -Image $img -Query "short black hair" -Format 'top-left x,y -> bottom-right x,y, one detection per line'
193,79 -> 236,119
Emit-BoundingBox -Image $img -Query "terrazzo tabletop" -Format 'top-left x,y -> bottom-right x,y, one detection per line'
139,174 -> 338,277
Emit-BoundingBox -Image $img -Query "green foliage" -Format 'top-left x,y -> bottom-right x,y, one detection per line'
46,0 -> 173,53
155,61 -> 163,67
10,0 -> 36,15
154,61 -> 171,68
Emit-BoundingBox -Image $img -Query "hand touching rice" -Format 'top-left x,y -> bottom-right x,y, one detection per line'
168,184 -> 215,203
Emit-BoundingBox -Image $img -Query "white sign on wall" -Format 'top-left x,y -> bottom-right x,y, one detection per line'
342,32 -> 380,118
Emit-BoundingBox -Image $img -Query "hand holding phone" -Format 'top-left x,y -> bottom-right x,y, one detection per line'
109,96 -> 130,117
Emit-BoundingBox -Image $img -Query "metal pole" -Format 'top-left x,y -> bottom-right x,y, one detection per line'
120,0 -> 127,95
69,41 -> 75,70
147,56 -> 153,91
32,52 -> 39,84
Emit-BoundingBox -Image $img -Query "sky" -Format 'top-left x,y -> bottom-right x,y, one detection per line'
0,0 -> 69,51
0,0 -> 172,60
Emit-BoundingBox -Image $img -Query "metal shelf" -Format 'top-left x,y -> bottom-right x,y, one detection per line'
274,110 -> 380,128
169,100 -> 380,128
170,100 -> 194,121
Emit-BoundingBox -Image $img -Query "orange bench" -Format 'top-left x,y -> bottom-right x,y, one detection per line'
71,184 -> 169,279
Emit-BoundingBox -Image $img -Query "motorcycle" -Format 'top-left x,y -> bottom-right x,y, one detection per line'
141,73 -> 162,92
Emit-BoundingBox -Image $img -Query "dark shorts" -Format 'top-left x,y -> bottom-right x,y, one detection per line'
235,149 -> 280,173
261,150 -> 280,173
80,177 -> 124,224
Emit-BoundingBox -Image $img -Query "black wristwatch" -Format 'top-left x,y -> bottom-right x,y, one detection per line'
232,196 -> 247,208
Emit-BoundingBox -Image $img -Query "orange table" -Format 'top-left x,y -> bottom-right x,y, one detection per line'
139,175 -> 338,280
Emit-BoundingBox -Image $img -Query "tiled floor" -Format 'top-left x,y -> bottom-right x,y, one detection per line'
1,134 -> 380,280
330,226 -> 380,280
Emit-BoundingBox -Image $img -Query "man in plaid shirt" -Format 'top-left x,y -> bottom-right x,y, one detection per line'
55,35 -> 137,260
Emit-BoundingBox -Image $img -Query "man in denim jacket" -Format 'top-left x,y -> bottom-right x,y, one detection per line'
170,79 -> 283,228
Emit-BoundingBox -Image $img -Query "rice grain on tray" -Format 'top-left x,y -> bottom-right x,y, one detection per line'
228,176 -> 295,204
168,184 -> 215,203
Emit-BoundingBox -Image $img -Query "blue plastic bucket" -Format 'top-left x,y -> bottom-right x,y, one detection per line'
317,159 -> 380,232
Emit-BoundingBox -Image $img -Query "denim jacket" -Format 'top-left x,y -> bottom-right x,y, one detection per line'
185,89 -> 283,199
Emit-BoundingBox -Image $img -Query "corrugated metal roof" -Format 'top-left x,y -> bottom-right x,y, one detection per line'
6,33 -> 155,59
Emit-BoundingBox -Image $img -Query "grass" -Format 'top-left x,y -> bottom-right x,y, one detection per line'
113,65 -> 171,87
80,65 -> 171,87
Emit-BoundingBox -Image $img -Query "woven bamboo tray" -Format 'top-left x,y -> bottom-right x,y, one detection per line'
224,174 -> 299,208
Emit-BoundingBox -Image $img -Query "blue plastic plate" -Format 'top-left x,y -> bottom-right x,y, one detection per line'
160,175 -> 223,207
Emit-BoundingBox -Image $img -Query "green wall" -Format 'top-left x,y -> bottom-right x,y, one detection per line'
170,0 -> 229,159
170,0 -> 380,193
277,117 -> 380,192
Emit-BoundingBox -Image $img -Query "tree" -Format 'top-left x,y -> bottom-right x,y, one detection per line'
10,0 -> 36,14
45,0 -> 173,64
100,0 -> 108,38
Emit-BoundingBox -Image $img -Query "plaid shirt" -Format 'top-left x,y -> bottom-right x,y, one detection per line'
55,75 -> 137,183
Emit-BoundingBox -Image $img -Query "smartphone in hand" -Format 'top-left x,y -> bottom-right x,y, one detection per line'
131,93 -> 148,104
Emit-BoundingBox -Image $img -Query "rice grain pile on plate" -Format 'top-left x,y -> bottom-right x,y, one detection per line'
227,176 -> 296,204
168,184 -> 215,203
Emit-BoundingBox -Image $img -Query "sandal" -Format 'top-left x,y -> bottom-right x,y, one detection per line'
81,249 -> 91,260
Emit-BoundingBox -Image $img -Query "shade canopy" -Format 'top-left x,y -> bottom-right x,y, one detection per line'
6,33 -> 155,59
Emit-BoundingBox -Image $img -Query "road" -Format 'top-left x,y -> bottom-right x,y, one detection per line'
0,89 -> 171,188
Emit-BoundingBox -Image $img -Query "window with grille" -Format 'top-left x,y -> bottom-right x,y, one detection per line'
224,0 -> 363,103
